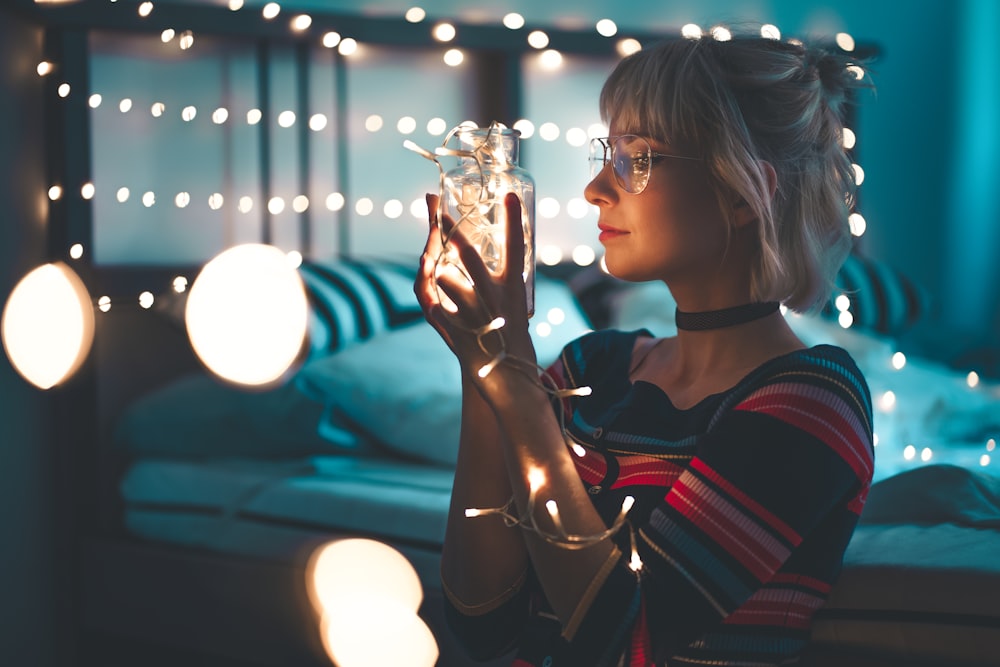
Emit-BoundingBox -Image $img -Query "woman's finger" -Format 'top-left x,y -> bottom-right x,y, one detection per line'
503,192 -> 525,282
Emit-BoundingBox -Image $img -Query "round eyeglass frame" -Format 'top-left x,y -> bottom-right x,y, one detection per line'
588,135 -> 700,195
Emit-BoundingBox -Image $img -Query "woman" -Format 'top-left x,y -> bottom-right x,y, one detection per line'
416,30 -> 874,667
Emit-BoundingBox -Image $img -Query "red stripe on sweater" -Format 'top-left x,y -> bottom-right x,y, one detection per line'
736,388 -> 873,481
667,476 -> 788,581
571,447 -> 606,485
768,573 -> 833,595
689,458 -> 801,546
612,456 -> 685,490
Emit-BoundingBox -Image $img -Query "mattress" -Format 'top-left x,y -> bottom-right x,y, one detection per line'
120,456 -> 455,588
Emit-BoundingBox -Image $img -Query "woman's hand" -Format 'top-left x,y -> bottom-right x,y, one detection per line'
414,191 -> 536,385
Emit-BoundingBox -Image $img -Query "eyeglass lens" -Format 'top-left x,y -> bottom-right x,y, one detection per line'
588,136 -> 651,194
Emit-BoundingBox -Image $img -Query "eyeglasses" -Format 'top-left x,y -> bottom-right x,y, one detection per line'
588,135 -> 700,194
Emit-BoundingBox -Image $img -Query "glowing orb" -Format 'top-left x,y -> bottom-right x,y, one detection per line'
2,263 -> 94,390
184,244 -> 307,386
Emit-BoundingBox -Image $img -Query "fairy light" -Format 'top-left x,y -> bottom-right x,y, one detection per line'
228,0 -> 243,10
326,193 -> 345,211
69,244 -> 83,260
538,122 -> 560,141
212,107 -> 229,124
545,499 -> 566,537
138,2 -> 153,18
761,24 -> 781,40
338,39 -> 359,56
513,119 -> 535,139
181,105 -> 197,122
355,198 -> 374,216
711,25 -> 732,42
173,276 -> 188,293
903,444 -> 916,460
835,294 -> 851,312
570,443 -> 586,457
57,83 -> 70,98
443,49 -> 464,66
527,31 -> 549,49
37,61 -> 54,76
595,19 -> 617,37
572,245 -> 596,266
88,94 -> 102,109
567,198 -> 590,219
142,191 -> 155,207
539,245 -> 563,266
119,98 -> 132,113
920,447 -> 933,462
178,31 -> 194,50
291,14 -> 312,32
838,311 -> 854,329
538,197 -> 560,219
681,24 -> 703,39
98,296 -> 111,313
617,38 -> 642,57
262,2 -> 280,20
849,212 -> 867,236
847,64 -> 865,80
208,193 -> 224,210
246,109 -> 262,125
138,291 -> 154,309
404,7 -> 426,23
384,199 -> 403,219
878,390 -> 896,412
238,196 -> 253,213
891,352 -> 906,370
432,23 -> 456,42
151,102 -> 165,117
503,13 -> 525,30
852,163 -> 865,186
48,185 -> 62,201
397,116 -> 417,134
268,197 -> 285,215
843,127 -> 857,149
322,32 -> 341,48
982,454 -> 992,467
988,438 -> 996,452
116,187 -> 130,203
292,195 -> 310,213
174,192 -> 190,208
477,351 -> 506,378
427,117 -> 447,135
967,371 -> 980,388
836,32 -> 856,52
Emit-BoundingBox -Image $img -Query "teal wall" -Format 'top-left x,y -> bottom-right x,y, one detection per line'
0,8 -> 59,666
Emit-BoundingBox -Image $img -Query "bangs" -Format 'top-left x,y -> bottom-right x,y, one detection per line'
598,40 -> 713,154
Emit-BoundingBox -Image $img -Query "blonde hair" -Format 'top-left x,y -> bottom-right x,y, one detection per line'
600,32 -> 870,312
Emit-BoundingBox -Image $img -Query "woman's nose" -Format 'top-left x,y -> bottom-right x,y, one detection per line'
584,163 -> 617,207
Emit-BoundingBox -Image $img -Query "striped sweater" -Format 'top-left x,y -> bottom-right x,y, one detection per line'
444,329 -> 874,667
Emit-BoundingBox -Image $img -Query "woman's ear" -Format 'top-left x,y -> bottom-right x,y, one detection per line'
733,160 -> 777,227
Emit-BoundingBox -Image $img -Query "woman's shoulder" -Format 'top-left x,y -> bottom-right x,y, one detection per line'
734,343 -> 873,418
560,328 -> 653,376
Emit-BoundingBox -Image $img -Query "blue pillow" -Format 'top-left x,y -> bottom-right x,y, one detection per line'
114,373 -> 379,460
822,253 -> 929,336
299,256 -> 424,356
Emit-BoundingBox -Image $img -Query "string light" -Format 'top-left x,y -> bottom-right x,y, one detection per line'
681,24 -> 702,40
404,7 -> 426,23
595,19 -> 617,37
503,13 -> 525,30
178,31 -> 194,50
432,23 -> 456,43
527,31 -> 549,49
37,61 -> 54,76
261,2 -> 280,20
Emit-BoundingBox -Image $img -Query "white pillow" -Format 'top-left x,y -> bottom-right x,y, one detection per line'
296,276 -> 591,466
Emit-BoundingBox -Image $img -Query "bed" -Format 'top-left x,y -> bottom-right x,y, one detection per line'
83,255 -> 1000,667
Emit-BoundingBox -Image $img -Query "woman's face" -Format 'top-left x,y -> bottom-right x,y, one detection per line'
584,126 -> 733,286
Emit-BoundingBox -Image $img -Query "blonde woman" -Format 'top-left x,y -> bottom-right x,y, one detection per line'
417,31 -> 874,667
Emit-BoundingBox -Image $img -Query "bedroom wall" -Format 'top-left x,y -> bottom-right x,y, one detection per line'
0,7 -> 59,667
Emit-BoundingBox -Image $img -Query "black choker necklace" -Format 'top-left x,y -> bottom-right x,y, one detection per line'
675,301 -> 780,331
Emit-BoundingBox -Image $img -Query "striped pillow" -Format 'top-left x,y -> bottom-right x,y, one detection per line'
823,253 -> 929,336
298,257 -> 424,357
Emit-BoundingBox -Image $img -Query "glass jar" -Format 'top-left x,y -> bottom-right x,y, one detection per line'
443,126 -> 536,317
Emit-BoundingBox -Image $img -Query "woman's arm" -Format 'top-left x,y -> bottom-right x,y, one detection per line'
440,373 -> 529,608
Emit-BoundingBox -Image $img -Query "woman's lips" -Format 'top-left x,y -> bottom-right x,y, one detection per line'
598,225 -> 628,242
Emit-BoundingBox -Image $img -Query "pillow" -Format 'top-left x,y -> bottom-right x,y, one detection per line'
299,256 -> 424,356
296,275 -> 592,466
860,464 -> 1000,528
821,252 -> 929,336
114,373 -> 379,460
